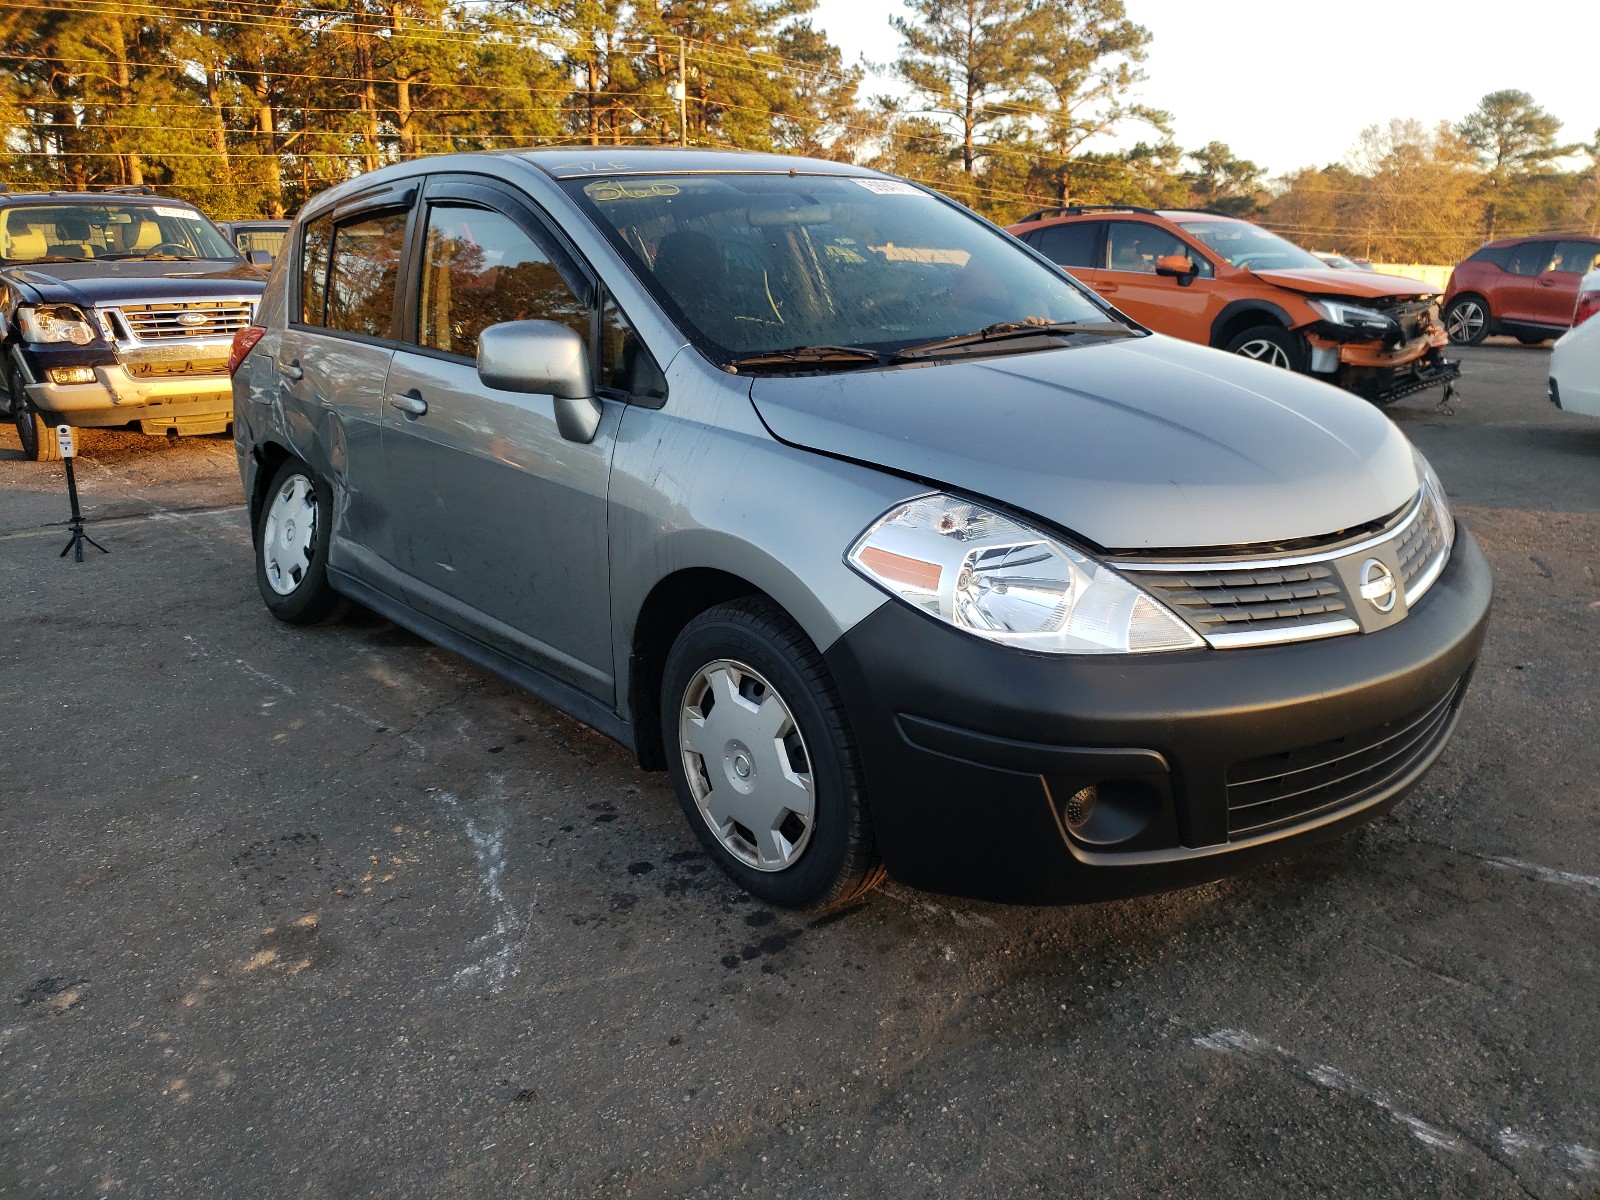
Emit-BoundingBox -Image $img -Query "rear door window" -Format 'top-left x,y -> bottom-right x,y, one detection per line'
326,210 -> 410,338
299,216 -> 333,326
1031,222 -> 1102,268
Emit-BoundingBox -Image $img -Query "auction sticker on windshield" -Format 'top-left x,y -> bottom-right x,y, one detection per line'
852,179 -> 921,196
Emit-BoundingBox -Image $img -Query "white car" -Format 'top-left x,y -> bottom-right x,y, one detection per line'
1549,268 -> 1600,419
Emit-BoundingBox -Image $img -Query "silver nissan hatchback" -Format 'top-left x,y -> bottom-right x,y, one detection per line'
230,149 -> 1491,909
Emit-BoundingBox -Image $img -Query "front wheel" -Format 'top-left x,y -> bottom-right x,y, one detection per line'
8,367 -> 61,462
661,599 -> 883,910
1444,295 -> 1489,345
1224,324 -> 1304,372
254,457 -> 338,624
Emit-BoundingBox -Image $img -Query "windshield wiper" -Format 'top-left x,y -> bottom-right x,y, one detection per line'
4,255 -> 89,265
891,319 -> 1134,362
728,344 -> 887,372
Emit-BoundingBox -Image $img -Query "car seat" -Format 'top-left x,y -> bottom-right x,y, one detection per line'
52,214 -> 97,258
652,230 -> 738,340
2,226 -> 50,261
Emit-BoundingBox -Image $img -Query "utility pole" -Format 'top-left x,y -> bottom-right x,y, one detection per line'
677,37 -> 687,146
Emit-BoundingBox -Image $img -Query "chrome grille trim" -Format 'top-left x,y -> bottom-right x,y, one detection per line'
99,298 -> 257,345
1206,619 -> 1361,649
1109,490 -> 1426,573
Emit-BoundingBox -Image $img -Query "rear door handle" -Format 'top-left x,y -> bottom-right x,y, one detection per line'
389,392 -> 428,417
278,360 -> 303,381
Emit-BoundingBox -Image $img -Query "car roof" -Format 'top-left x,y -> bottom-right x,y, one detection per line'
506,146 -> 879,180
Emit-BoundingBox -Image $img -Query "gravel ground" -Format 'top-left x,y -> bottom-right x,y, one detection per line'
2,340 -> 1596,1199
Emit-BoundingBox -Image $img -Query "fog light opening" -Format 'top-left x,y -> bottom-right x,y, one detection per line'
49,367 -> 97,386
1049,777 -> 1162,847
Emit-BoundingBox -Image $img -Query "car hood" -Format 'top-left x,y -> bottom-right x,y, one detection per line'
1,260 -> 264,306
1249,267 -> 1437,300
747,334 -> 1419,551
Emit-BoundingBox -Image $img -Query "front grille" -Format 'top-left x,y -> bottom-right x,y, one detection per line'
1116,486 -> 1451,649
1225,678 -> 1465,836
1131,564 -> 1348,637
1394,497 -> 1446,595
113,301 -> 253,341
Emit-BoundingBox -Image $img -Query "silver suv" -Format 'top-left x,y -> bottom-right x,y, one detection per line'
230,149 -> 1491,909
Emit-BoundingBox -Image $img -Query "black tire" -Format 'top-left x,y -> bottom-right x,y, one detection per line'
8,366 -> 62,462
254,456 -> 339,624
1444,294 -> 1489,345
1516,334 -> 1547,346
661,598 -> 884,910
1223,323 -> 1305,372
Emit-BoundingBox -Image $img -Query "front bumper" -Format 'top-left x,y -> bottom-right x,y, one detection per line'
822,525 -> 1492,904
16,341 -> 235,431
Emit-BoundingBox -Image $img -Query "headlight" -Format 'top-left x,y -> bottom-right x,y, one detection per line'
1307,298 -> 1395,334
846,494 -> 1203,654
17,304 -> 95,346
1412,446 -> 1456,554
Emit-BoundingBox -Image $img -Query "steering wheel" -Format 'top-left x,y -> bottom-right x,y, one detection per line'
148,242 -> 194,256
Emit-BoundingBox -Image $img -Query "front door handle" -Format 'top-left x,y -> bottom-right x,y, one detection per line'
1095,282 -> 1120,294
389,392 -> 428,417
278,360 -> 304,381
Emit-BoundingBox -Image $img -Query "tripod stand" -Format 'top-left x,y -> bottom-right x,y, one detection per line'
57,431 -> 107,563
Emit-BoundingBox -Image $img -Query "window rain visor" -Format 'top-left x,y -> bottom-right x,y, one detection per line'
848,495 -> 1204,655
563,173 -> 1119,364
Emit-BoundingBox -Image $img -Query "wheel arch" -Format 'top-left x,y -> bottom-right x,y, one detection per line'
1209,300 -> 1295,349
627,567 -> 782,770
247,438 -> 295,539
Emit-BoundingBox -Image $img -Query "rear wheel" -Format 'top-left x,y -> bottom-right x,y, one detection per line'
1516,334 -> 1547,346
7,367 -> 61,462
1444,295 -> 1489,345
1224,324 -> 1304,372
661,599 -> 883,910
254,457 -> 338,624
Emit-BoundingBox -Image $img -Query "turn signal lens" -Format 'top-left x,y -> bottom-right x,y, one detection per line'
228,325 -> 266,376
847,494 -> 1204,655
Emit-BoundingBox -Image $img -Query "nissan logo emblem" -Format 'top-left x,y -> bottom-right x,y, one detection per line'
1359,558 -> 1397,613
177,311 -> 209,327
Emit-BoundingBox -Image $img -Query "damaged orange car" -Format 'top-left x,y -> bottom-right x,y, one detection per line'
1008,206 -> 1459,406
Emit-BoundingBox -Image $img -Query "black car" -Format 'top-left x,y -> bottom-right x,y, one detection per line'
1,186 -> 265,460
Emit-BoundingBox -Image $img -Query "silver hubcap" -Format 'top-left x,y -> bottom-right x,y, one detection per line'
262,474 -> 317,596
678,659 -> 814,872
1446,301 -> 1484,343
1236,338 -> 1290,368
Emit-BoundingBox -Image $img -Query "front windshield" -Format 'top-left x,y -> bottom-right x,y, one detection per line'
1175,218 -> 1325,271
0,202 -> 240,264
564,173 -> 1116,362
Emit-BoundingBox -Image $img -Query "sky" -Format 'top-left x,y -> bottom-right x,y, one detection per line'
807,0 -> 1600,177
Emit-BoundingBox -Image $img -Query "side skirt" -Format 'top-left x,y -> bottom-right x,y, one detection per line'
328,566 -> 637,755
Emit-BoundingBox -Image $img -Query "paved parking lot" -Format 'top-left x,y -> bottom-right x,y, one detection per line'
2,341 -> 1597,1198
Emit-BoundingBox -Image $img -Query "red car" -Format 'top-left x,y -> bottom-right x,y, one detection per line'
1442,235 -> 1600,346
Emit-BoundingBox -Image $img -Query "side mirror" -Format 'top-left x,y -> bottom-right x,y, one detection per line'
1155,254 -> 1197,280
247,249 -> 273,268
477,319 -> 602,444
